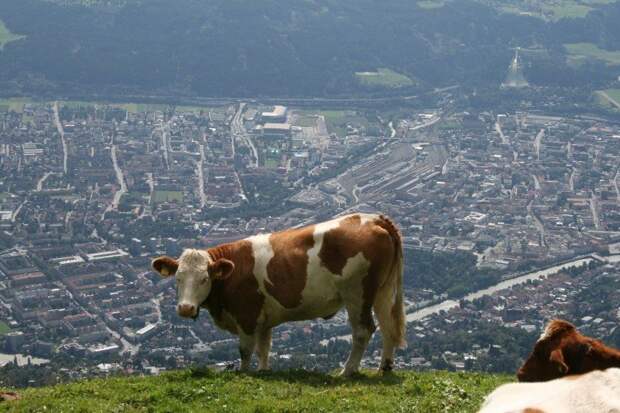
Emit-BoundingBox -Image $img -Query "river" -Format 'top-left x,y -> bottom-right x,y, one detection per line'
406,256 -> 596,323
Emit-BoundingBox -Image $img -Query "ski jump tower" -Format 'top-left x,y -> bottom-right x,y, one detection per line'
502,48 -> 529,89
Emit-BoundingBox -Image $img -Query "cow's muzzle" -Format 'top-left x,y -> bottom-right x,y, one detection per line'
177,303 -> 198,319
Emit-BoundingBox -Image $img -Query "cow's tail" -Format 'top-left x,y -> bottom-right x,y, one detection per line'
374,215 -> 407,349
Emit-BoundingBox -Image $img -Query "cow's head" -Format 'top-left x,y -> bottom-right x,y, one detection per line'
517,319 -> 620,382
152,249 -> 234,319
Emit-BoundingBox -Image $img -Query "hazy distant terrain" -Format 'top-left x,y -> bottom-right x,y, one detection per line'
0,0 -> 620,97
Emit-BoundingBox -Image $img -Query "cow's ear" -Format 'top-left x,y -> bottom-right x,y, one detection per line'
152,256 -> 179,277
549,348 -> 569,374
208,258 -> 234,280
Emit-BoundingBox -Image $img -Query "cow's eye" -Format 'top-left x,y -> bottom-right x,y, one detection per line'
200,278 -> 208,285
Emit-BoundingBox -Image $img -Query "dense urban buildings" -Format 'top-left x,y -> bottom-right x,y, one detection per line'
1,94 -> 620,384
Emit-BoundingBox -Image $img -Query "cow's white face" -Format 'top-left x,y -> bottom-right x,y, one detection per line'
152,249 -> 234,319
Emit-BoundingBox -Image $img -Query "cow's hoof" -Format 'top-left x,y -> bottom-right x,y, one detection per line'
380,359 -> 394,374
339,369 -> 359,378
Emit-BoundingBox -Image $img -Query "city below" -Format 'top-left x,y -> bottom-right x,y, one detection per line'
1,90 -> 620,386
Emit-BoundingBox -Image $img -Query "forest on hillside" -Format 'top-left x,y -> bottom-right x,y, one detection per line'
0,0 -> 619,97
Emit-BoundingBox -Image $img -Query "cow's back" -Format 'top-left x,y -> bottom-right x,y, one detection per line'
479,368 -> 620,413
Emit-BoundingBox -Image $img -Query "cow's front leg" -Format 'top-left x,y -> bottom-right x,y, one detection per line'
238,333 -> 256,371
256,328 -> 272,371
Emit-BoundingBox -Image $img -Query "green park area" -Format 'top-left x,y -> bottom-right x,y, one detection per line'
355,68 -> 415,89
565,42 -> 620,66
151,190 -> 183,203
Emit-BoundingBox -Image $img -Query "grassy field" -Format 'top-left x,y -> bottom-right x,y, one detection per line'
0,97 -> 217,115
152,190 -> 183,203
492,0 -> 619,20
565,42 -> 620,66
0,369 -> 510,412
0,20 -> 25,50
0,322 -> 10,336
594,89 -> 620,112
0,98 -> 38,114
308,110 -> 370,137
417,1 -> 446,9
602,89 -> 620,103
355,68 -> 415,89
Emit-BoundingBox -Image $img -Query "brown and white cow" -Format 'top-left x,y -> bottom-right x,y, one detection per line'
479,368 -> 620,413
517,319 -> 620,382
152,213 -> 406,376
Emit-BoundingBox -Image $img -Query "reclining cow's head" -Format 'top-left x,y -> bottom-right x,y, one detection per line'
152,249 -> 234,319
517,319 -> 620,382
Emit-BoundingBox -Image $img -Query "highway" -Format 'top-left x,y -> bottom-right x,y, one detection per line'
231,102 -> 258,167
534,128 -> 545,160
197,144 -> 207,208
53,102 -> 69,175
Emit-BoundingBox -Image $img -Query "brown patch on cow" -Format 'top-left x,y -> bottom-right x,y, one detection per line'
204,240 -> 264,335
0,392 -> 19,402
518,319 -> 620,382
523,408 -> 546,413
265,225 -> 315,308
318,214 -> 397,329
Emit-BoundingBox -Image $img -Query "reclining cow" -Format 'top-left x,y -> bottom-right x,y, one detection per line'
152,213 -> 406,376
479,368 -> 620,413
517,319 -> 620,382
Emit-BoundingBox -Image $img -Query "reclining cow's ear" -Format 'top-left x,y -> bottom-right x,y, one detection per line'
152,256 -> 179,277
549,348 -> 569,374
208,258 -> 234,280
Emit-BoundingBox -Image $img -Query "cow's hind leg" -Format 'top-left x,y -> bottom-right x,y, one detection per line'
238,333 -> 256,371
256,328 -> 272,371
373,294 -> 396,373
341,299 -> 376,377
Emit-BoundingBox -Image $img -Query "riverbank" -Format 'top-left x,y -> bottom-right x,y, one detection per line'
406,254 -> 610,323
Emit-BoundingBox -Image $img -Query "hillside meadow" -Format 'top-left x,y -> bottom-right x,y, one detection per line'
0,369 -> 511,412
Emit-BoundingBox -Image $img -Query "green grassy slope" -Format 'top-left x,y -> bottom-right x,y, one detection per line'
0,369 -> 510,412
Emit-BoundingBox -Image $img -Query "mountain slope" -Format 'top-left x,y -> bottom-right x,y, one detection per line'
0,369 -> 509,412
0,0 -> 620,98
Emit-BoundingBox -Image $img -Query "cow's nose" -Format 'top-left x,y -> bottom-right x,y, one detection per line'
178,303 -> 197,318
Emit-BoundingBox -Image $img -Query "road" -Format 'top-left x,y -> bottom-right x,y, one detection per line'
534,128 -> 545,160
388,121 -> 396,139
532,174 -> 542,192
11,200 -> 26,223
528,199 -> 547,247
158,118 -> 173,169
614,169 -> 620,204
495,119 -> 509,144
53,102 -> 69,175
197,144 -> 207,208
569,169 -> 576,192
590,193 -> 602,230
231,102 -> 258,167
36,172 -> 54,191
108,145 -> 127,212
